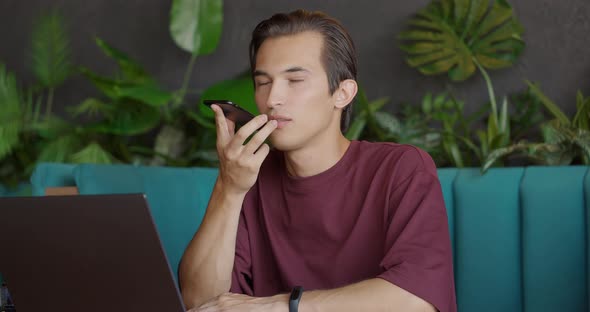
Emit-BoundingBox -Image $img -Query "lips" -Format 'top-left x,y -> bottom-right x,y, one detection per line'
269,115 -> 292,129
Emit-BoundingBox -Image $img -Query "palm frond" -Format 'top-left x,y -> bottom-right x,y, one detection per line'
66,98 -> 110,118
0,65 -> 22,159
30,10 -> 72,88
526,81 -> 570,126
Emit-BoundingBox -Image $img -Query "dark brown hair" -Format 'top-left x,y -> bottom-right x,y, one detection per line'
249,9 -> 357,133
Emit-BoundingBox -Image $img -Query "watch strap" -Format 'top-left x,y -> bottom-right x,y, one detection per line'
289,286 -> 304,312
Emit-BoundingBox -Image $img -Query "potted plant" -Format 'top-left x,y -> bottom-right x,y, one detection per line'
0,0 -> 226,193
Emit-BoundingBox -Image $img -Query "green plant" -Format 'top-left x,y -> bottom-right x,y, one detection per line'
470,75 -> 511,167
395,91 -> 487,168
170,0 -> 223,108
0,66 -> 21,161
73,38 -> 172,163
344,87 -> 389,141
56,0 -> 225,167
420,91 -> 472,167
508,85 -> 546,140
0,10 -> 75,187
0,1 -> 225,187
483,83 -> 590,171
30,10 -> 73,115
400,0 -> 525,169
146,0 -> 224,165
399,0 -> 524,81
345,88 -> 444,163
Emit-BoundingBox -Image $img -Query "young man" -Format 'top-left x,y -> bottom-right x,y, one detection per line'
180,9 -> 457,312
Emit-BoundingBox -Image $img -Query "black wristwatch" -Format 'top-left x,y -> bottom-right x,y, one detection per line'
289,286 -> 304,312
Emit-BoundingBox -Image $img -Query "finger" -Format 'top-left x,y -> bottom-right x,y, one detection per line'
195,299 -> 218,311
211,104 -> 231,145
196,293 -> 228,310
195,303 -> 217,312
252,143 -> 271,164
242,120 -> 277,155
195,305 -> 217,312
227,118 -> 236,136
228,114 -> 269,150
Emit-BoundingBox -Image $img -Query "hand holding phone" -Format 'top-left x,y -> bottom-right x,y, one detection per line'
206,100 -> 278,195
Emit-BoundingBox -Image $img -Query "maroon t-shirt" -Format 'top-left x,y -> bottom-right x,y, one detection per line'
230,140 -> 457,312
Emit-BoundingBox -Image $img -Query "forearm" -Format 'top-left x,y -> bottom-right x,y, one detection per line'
274,278 -> 435,312
179,179 -> 245,309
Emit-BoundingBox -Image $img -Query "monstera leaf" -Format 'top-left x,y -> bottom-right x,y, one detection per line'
399,0 -> 524,81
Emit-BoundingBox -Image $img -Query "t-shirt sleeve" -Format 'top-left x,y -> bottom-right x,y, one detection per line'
229,208 -> 254,295
377,151 -> 457,312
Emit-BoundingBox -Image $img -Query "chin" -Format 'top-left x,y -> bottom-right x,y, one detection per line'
269,133 -> 305,152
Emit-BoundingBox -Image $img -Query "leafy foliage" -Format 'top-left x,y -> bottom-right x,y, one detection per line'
399,0 -> 524,81
483,84 -> 590,171
0,3 -> 226,187
30,10 -> 72,89
170,0 -> 223,56
2,0 -> 587,188
71,143 -> 115,164
0,66 -> 22,160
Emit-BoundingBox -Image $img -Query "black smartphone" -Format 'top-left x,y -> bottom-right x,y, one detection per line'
203,100 -> 255,125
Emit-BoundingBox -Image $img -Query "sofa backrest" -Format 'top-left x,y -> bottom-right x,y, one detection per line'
29,163 -> 590,312
441,166 -> 589,312
30,162 -> 77,196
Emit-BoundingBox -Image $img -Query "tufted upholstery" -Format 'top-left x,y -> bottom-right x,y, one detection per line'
29,163 -> 590,311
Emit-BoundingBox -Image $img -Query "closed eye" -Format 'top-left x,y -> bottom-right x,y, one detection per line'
289,79 -> 304,84
256,81 -> 271,87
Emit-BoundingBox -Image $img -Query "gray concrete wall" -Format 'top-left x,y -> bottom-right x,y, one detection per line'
1,0 -> 588,116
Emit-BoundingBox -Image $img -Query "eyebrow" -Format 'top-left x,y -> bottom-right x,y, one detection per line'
253,67 -> 311,77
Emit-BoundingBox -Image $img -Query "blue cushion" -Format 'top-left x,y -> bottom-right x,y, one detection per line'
521,166 -> 588,312
73,164 -> 219,282
454,168 -> 524,312
30,162 -> 76,196
437,168 -> 458,257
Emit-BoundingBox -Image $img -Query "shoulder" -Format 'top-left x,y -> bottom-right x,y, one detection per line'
354,141 -> 437,171
353,140 -> 438,181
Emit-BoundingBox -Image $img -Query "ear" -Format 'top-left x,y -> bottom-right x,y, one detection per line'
333,79 -> 358,110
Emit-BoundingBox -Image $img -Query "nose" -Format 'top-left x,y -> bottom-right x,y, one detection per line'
265,83 -> 284,109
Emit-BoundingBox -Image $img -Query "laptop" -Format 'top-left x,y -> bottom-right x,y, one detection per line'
0,194 -> 186,312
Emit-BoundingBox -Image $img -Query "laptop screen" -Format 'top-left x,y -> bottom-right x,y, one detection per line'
0,194 -> 186,312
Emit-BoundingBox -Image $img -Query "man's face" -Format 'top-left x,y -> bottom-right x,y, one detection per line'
253,31 -> 339,151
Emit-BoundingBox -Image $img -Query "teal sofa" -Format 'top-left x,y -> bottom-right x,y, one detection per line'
25,163 -> 590,312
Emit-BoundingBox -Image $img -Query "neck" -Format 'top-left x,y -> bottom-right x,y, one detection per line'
283,132 -> 351,178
